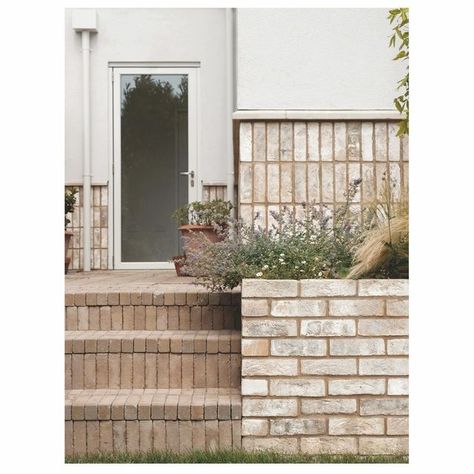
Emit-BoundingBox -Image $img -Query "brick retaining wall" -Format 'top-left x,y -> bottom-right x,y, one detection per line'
240,279 -> 408,455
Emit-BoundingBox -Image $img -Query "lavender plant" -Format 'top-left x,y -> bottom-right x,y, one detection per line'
185,180 -> 364,291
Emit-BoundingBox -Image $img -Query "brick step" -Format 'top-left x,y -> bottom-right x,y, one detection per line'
65,331 -> 241,390
65,299 -> 241,331
65,388 -> 242,455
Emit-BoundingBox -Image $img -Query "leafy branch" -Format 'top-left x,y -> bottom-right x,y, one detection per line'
388,8 -> 409,136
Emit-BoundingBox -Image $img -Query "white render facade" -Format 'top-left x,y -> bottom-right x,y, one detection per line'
65,8 -> 406,271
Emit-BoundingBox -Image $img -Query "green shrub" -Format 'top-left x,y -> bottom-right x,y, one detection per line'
171,199 -> 233,226
185,181 -> 364,291
65,188 -> 78,228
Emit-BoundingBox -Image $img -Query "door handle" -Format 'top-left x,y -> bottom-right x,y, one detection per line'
179,170 -> 195,187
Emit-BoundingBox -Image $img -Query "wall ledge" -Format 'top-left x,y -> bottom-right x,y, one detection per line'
233,110 -> 402,120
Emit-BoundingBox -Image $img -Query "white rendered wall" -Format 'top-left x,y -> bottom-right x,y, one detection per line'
65,8 -> 228,184
236,8 -> 405,111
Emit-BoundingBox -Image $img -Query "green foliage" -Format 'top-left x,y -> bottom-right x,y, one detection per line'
388,8 -> 409,136
65,188 -> 78,228
171,199 -> 233,227
185,181 -> 364,291
65,449 -> 408,464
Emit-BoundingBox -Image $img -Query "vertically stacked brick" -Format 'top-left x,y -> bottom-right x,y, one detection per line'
241,279 -> 408,455
237,121 -> 408,226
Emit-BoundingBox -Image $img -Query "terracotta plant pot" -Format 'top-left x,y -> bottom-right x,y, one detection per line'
172,256 -> 188,277
178,224 -> 223,257
65,231 -> 74,274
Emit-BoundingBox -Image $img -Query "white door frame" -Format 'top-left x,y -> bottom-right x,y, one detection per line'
112,67 -> 199,269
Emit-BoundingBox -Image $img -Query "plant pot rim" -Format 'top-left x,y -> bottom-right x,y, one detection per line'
178,224 -> 216,231
65,230 -> 74,236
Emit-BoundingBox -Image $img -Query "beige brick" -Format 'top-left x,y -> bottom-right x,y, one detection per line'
334,122 -> 347,161
388,378 -> 409,395
113,420 -> 126,452
241,299 -> 269,317
359,280 -> 408,296
387,338 -> 409,355
152,420 -> 166,451
321,162 -> 333,201
362,163 -> 375,202
242,419 -> 268,436
294,122 -> 307,161
267,164 -> 280,203
99,420 -> 113,453
335,163 -> 347,201
139,420 -> 153,453
191,421 -> 205,450
241,339 -> 269,356
242,437 -> 298,453
242,279 -> 298,297
330,338 -> 385,356
271,299 -> 326,317
295,163 -> 307,202
329,299 -> 384,316
301,319 -> 355,336
239,163 -> 253,204
301,398 -> 356,415
359,358 -> 408,375
253,122 -> 266,161
329,417 -> 384,435
374,123 -> 387,161
270,338 -> 326,356
387,417 -> 409,435
242,398 -> 297,417
307,123 -> 319,160
270,418 -> 325,435
359,436 -> 408,455
269,378 -> 325,397
359,319 -> 408,336
301,436 -> 357,455
388,122 -> 401,161
111,306 -> 122,330
205,420 -> 219,450
361,398 -> 408,416
253,163 -> 266,203
280,162 -> 293,203
242,378 -> 268,396
240,122 -> 252,162
307,162 -> 320,201
242,319 -> 297,337
301,358 -> 357,375
300,279 -> 356,297
78,307 -> 89,330
328,378 -> 385,395
280,122 -> 293,161
73,421 -> 87,455
320,122 -> 333,161
206,354 -> 218,387
242,358 -> 298,376
66,307 -> 78,330
361,122 -> 374,161
267,123 -> 279,161
387,299 -> 409,316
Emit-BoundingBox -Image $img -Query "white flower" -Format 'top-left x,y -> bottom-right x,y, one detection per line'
300,269 -> 304,272
281,262 -> 286,265
262,264 -> 269,270
279,258 -> 284,262
295,265 -> 299,269
280,253 -> 285,257
301,260 -> 306,264
318,271 -> 323,277
256,272 -> 263,277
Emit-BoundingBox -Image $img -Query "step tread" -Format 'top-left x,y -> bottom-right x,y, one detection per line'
65,388 -> 241,421
65,330 -> 241,354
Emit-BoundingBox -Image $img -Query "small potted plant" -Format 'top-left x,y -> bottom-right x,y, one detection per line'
171,199 -> 233,274
65,188 -> 77,274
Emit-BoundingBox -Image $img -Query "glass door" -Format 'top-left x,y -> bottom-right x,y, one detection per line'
113,68 -> 198,268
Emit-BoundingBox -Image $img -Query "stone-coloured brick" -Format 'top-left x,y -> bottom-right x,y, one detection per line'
270,418 -> 326,435
300,279 -> 357,297
301,436 -> 357,455
387,417 -> 409,435
241,339 -> 269,356
320,122 -> 333,161
280,163 -> 293,203
307,123 -> 319,160
361,122 -> 373,161
330,338 -> 385,356
270,299 -> 326,317
358,280 -> 408,296
307,162 -> 320,201
329,417 -> 384,435
240,123 -> 252,162
387,338 -> 409,355
358,319 -> 408,336
242,437 -> 298,453
269,379 -> 325,397
242,399 -> 297,417
241,299 -> 269,317
242,320 -> 297,337
295,163 -> 307,202
328,378 -> 385,395
242,419 -> 268,436
253,163 -> 266,203
388,378 -> 409,395
240,164 -> 253,204
334,163 -> 347,201
294,122 -> 307,161
253,122 -> 266,162
360,398 -> 408,416
280,122 -> 293,161
242,358 -> 298,376
329,299 -> 384,317
242,279 -> 298,297
270,339 -> 326,356
387,299 -> 409,316
301,319 -> 355,337
359,436 -> 408,455
301,398 -> 356,415
267,123 -> 279,161
374,123 -> 387,161
267,164 -> 280,203
242,378 -> 268,396
301,359 -> 357,375
321,162 -> 333,201
359,358 -> 408,376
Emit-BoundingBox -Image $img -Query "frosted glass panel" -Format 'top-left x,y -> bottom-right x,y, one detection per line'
120,74 -> 188,262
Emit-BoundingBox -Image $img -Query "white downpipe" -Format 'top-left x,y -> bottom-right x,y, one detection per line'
225,9 -> 235,209
81,31 -> 92,271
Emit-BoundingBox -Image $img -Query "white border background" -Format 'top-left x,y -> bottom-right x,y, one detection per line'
2,0 -> 473,473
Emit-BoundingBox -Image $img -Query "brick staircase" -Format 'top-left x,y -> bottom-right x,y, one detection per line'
65,289 -> 242,455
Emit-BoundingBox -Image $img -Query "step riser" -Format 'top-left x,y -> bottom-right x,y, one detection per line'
66,353 -> 241,389
65,420 -> 242,455
66,305 -> 241,331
